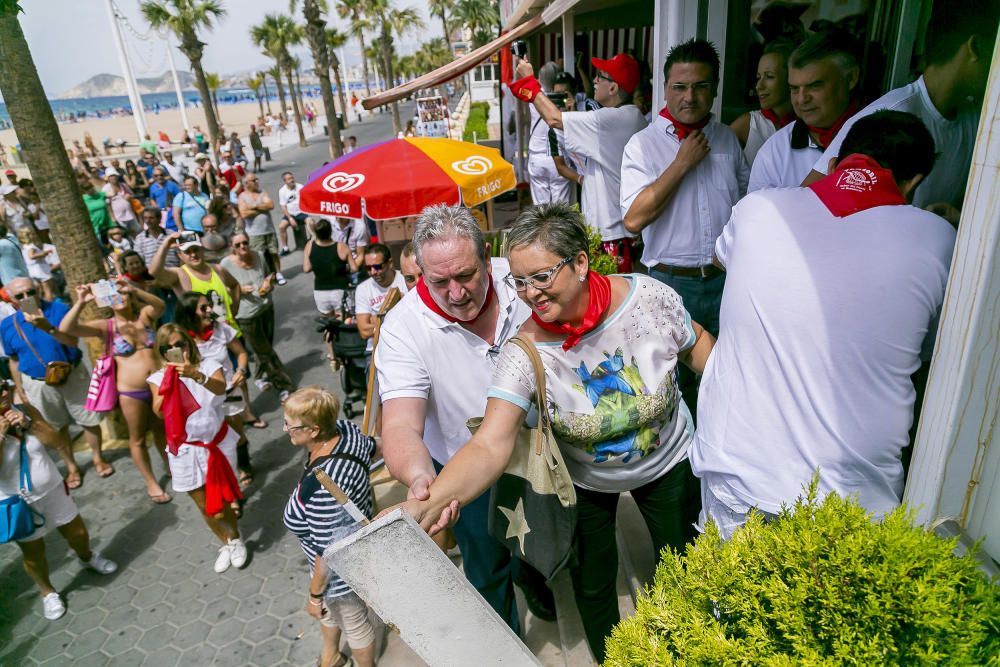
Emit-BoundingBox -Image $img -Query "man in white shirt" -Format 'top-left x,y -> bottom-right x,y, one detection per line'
276,171 -> 312,255
333,216 -> 369,284
691,111 -> 956,540
160,150 -> 187,183
748,30 -> 860,193
377,205 -> 551,633
801,1 -> 998,224
355,242 -> 407,370
621,38 -> 748,347
511,52 -> 647,272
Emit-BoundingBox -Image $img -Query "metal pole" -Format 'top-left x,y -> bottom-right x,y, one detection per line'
164,32 -> 191,133
105,0 -> 147,141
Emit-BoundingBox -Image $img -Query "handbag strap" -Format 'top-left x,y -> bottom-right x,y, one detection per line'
19,432 -> 32,494
508,335 -> 551,456
11,315 -> 46,369
105,318 -> 114,357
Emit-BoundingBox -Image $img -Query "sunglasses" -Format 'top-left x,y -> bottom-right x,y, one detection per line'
233,241 -> 248,248
11,288 -> 37,300
366,263 -> 385,272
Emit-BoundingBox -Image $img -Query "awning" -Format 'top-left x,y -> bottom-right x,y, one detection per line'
362,14 -> 545,110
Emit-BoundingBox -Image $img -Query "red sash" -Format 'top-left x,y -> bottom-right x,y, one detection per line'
188,422 -> 242,516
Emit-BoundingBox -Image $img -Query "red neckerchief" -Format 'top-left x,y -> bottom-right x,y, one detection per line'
188,328 -> 213,342
158,365 -> 201,456
124,271 -> 150,283
808,153 -> 906,217
189,422 -> 242,516
532,271 -> 612,351
807,101 -> 859,149
761,107 -> 795,130
659,106 -> 710,140
416,275 -> 496,325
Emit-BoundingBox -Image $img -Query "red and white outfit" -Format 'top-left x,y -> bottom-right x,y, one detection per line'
148,360 -> 241,510
691,155 -> 956,538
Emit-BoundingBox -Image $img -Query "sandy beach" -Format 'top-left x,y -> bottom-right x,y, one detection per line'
0,98 -> 341,179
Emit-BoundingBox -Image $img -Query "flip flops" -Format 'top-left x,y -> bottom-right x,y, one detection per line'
65,469 -> 82,490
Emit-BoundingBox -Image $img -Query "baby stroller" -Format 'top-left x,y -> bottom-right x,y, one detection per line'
315,290 -> 368,419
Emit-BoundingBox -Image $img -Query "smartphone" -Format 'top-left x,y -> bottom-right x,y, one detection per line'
20,297 -> 39,316
177,231 -> 200,246
511,40 -> 527,59
164,348 -> 185,365
92,279 -> 123,308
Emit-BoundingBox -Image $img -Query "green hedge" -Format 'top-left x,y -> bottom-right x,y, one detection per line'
604,479 -> 1000,666
463,102 -> 490,142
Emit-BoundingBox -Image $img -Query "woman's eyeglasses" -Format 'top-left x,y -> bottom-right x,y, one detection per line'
282,421 -> 311,433
504,257 -> 573,292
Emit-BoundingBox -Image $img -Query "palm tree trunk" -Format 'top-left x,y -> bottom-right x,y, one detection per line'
255,91 -> 264,119
262,77 -> 273,114
359,33 -> 372,97
212,90 -> 221,125
285,66 -> 308,148
381,27 -> 401,136
273,70 -> 287,119
190,60 -> 221,156
295,69 -> 306,115
303,0 -> 343,159
331,51 -> 350,131
0,7 -> 105,288
441,16 -> 451,51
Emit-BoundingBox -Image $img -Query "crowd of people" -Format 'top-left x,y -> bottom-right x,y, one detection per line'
1,2 -> 995,665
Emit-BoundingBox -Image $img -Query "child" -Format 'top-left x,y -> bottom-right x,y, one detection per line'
17,227 -> 55,301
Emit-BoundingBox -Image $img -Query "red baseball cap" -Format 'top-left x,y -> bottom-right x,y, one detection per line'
3,169 -> 14,176
591,53 -> 640,95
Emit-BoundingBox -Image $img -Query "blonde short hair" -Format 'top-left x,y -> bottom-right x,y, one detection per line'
283,385 -> 341,440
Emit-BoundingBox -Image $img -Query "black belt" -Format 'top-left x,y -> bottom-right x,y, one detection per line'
653,263 -> 723,279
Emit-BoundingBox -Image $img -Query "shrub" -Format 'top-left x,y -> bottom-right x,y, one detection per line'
463,102 -> 490,142
604,480 -> 1000,666
586,224 -> 619,276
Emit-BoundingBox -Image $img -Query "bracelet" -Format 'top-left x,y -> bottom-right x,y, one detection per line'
308,599 -> 322,606
195,372 -> 208,386
237,367 -> 249,375
309,591 -> 324,599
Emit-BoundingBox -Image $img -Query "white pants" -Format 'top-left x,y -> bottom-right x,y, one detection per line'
528,155 -> 572,205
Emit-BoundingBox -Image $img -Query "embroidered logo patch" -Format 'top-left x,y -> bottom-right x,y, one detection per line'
835,168 -> 877,193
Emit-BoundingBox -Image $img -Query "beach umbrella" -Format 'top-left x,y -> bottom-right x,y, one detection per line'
298,137 -> 516,220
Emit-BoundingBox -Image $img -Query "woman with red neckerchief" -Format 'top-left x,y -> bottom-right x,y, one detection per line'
729,39 -> 797,166
396,202 -> 715,663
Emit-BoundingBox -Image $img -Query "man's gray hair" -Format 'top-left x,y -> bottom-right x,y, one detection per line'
788,29 -> 860,81
412,204 -> 487,268
538,62 -> 560,93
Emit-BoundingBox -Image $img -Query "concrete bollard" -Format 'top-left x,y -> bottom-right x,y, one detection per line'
325,508 -> 542,667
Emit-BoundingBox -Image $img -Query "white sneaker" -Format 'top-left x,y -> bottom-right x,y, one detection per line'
227,538 -> 248,569
82,552 -> 118,575
279,389 -> 290,404
214,544 -> 232,573
275,272 -> 288,286
42,592 -> 66,620
254,379 -> 272,392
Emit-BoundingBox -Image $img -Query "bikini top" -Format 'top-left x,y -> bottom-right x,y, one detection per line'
111,318 -> 155,357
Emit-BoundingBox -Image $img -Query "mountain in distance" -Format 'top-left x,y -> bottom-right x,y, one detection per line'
56,71 -> 198,99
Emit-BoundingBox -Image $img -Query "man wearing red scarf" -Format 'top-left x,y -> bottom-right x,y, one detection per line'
374,205 -> 555,632
691,111 -> 956,540
748,29 -> 861,193
621,38 -> 748,414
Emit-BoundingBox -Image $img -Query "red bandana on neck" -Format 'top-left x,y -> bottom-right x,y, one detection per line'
531,272 -> 612,351
761,107 -> 795,130
415,276 -> 496,325
659,106 -> 710,140
807,101 -> 859,148
188,328 -> 214,342
808,153 -> 906,217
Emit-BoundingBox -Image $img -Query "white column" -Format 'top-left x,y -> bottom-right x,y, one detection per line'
903,32 -> 1000,558
562,12 -> 575,76
705,0 -> 728,117
105,0 -> 147,141
652,0 -> 692,113
164,32 -> 191,133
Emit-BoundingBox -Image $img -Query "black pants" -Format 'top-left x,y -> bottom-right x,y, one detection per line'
237,306 -> 293,391
571,459 -> 700,663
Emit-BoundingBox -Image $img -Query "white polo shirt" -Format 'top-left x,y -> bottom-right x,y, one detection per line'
376,258 -> 531,464
690,187 -> 956,518
355,271 -> 408,352
278,182 -> 305,217
747,121 -> 823,192
332,218 -> 370,254
814,76 -> 978,209
562,104 -> 647,241
620,115 -> 749,268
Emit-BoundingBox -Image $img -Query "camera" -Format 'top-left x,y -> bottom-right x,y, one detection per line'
511,40 -> 527,59
177,231 -> 200,246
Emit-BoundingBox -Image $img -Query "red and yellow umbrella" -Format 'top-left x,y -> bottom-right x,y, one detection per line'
299,137 -> 516,220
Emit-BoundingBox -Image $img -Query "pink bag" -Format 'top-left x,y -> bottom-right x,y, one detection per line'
85,320 -> 118,412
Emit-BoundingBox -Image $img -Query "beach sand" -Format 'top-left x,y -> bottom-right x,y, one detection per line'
0,98 -> 338,179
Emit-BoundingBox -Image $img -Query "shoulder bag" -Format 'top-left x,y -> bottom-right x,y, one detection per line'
12,316 -> 72,386
85,319 -> 118,412
0,433 -> 46,544
468,334 -> 577,581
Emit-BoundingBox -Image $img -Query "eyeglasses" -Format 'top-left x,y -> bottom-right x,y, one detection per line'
282,421 -> 312,433
504,257 -> 573,292
594,72 -> 615,84
233,241 -> 248,248
669,82 -> 713,93
11,288 -> 37,300
366,263 -> 384,272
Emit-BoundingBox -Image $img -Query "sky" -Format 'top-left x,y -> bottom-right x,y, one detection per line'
16,0 -> 442,98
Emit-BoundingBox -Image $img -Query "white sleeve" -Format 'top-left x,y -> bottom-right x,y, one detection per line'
354,281 -> 375,315
714,197 -> 745,268
562,109 -> 602,161
278,187 -> 289,207
375,315 -> 430,401
748,135 -> 779,193
619,134 -> 652,219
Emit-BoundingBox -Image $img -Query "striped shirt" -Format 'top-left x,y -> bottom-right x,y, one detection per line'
283,420 -> 375,599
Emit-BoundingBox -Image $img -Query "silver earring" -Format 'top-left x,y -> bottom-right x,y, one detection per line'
579,275 -> 586,282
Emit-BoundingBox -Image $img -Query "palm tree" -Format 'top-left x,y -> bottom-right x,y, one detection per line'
291,56 -> 307,113
293,0 -> 344,158
0,0 -> 106,290
368,0 -> 424,135
258,70 -> 273,114
365,41 -> 384,91
453,0 -> 498,47
251,14 -> 308,147
267,64 -> 286,116
205,71 -> 222,120
337,0 -> 373,97
415,38 -> 451,73
140,0 -> 226,154
247,73 -> 265,118
327,28 -> 351,132
428,0 -> 452,52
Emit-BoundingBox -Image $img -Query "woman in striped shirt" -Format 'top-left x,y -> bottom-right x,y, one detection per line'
282,386 -> 377,667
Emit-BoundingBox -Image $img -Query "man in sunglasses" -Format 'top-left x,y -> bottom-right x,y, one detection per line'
511,51 -> 647,272
355,243 -> 407,376
0,277 -> 110,487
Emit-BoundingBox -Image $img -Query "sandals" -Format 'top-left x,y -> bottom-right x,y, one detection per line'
238,468 -> 254,489
65,469 -> 83,490
248,417 -> 268,429
148,491 -> 173,505
95,461 -> 115,478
